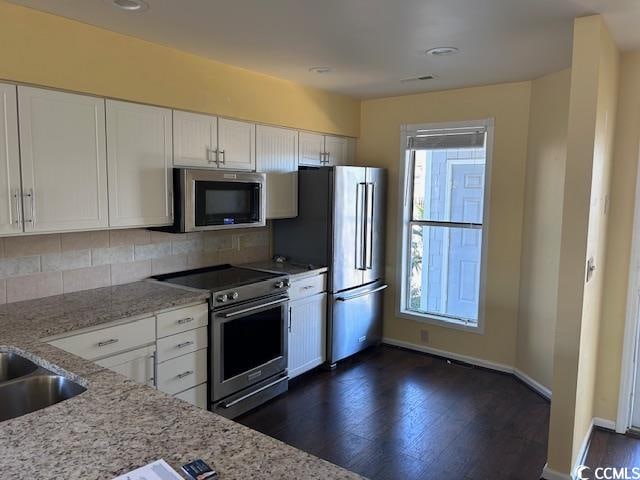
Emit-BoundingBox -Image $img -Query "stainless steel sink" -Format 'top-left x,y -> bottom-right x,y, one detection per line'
0,352 -> 39,382
0,351 -> 87,422
0,375 -> 86,422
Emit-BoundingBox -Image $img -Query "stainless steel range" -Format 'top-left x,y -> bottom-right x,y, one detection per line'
153,264 -> 290,418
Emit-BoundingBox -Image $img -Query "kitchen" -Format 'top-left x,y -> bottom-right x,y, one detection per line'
2,1 -> 640,479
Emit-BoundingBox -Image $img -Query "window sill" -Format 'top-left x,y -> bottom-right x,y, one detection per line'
397,309 -> 484,334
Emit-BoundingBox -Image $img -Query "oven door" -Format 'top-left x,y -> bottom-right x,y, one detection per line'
211,295 -> 288,401
180,169 -> 266,232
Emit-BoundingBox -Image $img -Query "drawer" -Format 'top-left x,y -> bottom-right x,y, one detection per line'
174,382 -> 208,409
157,303 -> 208,338
96,345 -> 156,387
157,348 -> 207,395
289,273 -> 326,301
48,316 -> 155,360
156,326 -> 207,363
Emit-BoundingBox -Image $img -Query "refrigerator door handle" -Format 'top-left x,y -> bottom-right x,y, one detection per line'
356,182 -> 367,271
365,182 -> 374,270
336,284 -> 389,302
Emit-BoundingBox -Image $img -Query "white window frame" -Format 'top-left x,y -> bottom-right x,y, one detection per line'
396,118 -> 494,334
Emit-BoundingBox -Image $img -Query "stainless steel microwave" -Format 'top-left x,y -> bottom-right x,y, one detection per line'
167,168 -> 266,232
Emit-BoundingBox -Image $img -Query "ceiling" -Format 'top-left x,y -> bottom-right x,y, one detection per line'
8,0 -> 640,98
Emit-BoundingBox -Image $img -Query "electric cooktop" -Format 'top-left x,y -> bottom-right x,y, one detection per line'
152,264 -> 286,292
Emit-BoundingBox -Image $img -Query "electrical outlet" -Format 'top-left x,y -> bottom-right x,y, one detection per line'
420,329 -> 430,344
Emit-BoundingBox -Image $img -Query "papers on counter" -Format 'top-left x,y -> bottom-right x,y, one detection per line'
112,459 -> 184,480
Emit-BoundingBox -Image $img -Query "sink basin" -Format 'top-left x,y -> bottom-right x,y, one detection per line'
0,352 -> 38,382
0,374 -> 86,422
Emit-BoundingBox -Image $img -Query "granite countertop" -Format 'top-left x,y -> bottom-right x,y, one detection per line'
0,281 -> 361,480
242,260 -> 328,279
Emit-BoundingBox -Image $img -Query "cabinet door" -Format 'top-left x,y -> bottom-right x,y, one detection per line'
18,87 -> 108,233
106,100 -> 173,228
288,293 -> 327,379
95,344 -> 156,387
173,110 -> 218,167
217,118 -> 255,171
0,83 -> 22,235
256,125 -> 298,219
325,135 -> 349,166
298,132 -> 325,166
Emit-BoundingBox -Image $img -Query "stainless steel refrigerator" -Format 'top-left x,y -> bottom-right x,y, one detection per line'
273,166 -> 387,365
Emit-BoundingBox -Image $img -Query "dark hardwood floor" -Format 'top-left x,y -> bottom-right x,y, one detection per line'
584,428 -> 640,471
237,345 -> 550,480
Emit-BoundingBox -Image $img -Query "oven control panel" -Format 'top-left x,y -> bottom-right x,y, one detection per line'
213,276 -> 290,306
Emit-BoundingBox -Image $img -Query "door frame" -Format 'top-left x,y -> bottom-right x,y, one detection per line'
616,147 -> 640,433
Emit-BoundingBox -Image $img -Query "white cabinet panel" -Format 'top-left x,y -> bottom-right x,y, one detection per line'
173,110 -> 217,167
156,326 -> 207,363
325,135 -> 348,166
0,83 -> 21,235
106,100 -> 173,228
157,348 -> 207,395
288,292 -> 327,379
18,87 -> 108,233
175,383 -> 207,409
96,344 -> 156,387
256,125 -> 298,219
298,131 -> 325,167
217,118 -> 255,171
156,303 -> 208,338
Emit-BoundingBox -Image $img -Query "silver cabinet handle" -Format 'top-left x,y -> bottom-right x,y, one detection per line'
97,338 -> 119,347
12,189 -> 22,225
219,149 -> 226,165
149,351 -> 157,387
207,148 -> 218,164
177,317 -> 194,325
176,340 -> 194,349
336,284 -> 389,302
176,370 -> 194,379
23,189 -> 34,223
288,306 -> 292,333
301,285 -> 314,290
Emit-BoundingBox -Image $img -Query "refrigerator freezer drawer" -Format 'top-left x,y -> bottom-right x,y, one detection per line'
329,281 -> 387,364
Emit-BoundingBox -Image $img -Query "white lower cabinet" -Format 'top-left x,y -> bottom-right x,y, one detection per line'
288,290 -> 327,379
175,382 -> 208,409
95,345 -> 156,387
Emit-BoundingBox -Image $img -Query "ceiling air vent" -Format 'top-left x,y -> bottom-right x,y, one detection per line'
401,74 -> 438,83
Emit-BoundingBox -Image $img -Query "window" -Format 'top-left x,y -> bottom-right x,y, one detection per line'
398,120 -> 493,331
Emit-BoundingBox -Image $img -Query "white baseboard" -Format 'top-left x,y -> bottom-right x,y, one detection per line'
593,417 -> 616,431
542,463 -> 572,480
514,368 -> 552,399
382,338 -> 552,399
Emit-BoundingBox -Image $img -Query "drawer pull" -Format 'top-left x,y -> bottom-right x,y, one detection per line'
176,370 -> 194,379
97,338 -> 119,347
301,285 -> 314,290
176,341 -> 194,349
177,317 -> 194,325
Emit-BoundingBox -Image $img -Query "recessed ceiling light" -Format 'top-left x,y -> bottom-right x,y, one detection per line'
401,74 -> 438,83
308,66 -> 332,74
425,47 -> 459,57
108,0 -> 149,12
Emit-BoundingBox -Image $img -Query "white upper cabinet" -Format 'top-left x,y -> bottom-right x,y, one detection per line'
106,100 -> 173,228
18,87 -> 108,233
173,110 -> 218,167
0,84 -> 21,236
299,131 -> 325,167
217,118 -> 255,171
256,125 -> 298,219
324,135 -> 349,166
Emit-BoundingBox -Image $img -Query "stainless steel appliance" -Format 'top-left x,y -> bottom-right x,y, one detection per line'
273,166 -> 387,365
153,265 -> 289,418
163,168 -> 266,233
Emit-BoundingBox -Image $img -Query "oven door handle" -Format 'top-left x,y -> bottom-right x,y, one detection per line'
218,376 -> 288,409
220,297 -> 289,318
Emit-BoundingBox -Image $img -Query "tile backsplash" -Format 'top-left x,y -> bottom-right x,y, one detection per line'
0,226 -> 271,304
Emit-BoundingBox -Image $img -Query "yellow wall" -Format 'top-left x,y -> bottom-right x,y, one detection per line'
546,15 -> 619,474
594,51 -> 640,421
0,1 -> 359,136
359,81 -> 531,367
516,69 -> 571,390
